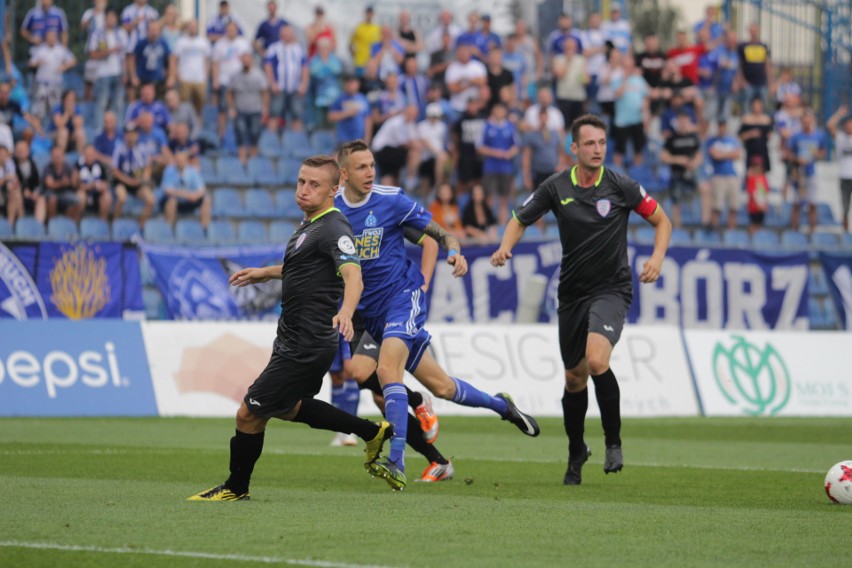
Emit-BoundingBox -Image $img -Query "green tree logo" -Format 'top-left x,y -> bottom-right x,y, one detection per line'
712,336 -> 792,416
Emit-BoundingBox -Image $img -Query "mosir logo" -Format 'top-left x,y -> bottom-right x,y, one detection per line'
712,335 -> 791,416
0,342 -> 127,398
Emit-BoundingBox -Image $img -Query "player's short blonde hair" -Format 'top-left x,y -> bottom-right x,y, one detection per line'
302,155 -> 340,186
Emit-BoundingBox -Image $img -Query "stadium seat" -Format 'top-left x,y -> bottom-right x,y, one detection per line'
199,156 -> 221,185
765,204 -> 792,228
723,229 -> 749,247
816,203 -> 837,226
808,266 -> 829,296
780,230 -> 808,249
79,101 -> 95,124
310,130 -> 337,154
842,233 -> 852,250
217,157 -> 250,186
237,220 -> 268,243
811,232 -> 840,251
64,71 -> 85,98
244,188 -> 276,219
121,195 -> 145,216
809,298 -> 838,330
0,219 -> 11,238
212,188 -> 244,217
693,229 -> 721,246
269,220 -> 297,242
633,226 -> 656,245
670,228 -> 692,246
47,217 -> 79,240
14,217 -> 45,239
258,129 -> 284,159
112,218 -> 142,241
627,164 -> 661,193
751,229 -> 779,249
277,158 -> 302,185
80,218 -> 110,240
207,220 -> 236,244
275,189 -> 303,219
142,218 -> 175,243
282,129 -> 312,160
201,105 -> 218,126
247,158 -> 280,186
175,219 -> 206,244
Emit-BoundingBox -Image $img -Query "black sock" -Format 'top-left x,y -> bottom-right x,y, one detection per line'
292,398 -> 379,441
592,368 -> 622,447
404,412 -> 447,464
359,371 -> 423,408
225,429 -> 264,495
562,388 -> 588,458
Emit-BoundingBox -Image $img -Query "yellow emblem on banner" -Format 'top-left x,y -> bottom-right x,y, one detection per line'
49,244 -> 111,319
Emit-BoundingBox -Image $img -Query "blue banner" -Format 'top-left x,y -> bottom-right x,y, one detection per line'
0,320 -> 157,416
140,243 -> 285,320
412,241 -> 810,330
819,252 -> 852,330
0,241 -> 143,320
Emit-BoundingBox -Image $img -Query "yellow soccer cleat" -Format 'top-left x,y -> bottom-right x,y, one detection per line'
364,420 -> 393,465
186,484 -> 250,501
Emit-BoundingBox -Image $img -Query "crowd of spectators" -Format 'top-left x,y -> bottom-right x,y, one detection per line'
0,0 -> 850,244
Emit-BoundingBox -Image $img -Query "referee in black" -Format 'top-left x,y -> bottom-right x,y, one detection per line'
491,114 -> 672,485
188,155 -> 393,501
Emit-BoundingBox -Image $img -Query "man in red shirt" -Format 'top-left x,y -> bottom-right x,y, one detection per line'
666,29 -> 708,85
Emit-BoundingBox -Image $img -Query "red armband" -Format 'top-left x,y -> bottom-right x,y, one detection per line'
634,193 -> 658,219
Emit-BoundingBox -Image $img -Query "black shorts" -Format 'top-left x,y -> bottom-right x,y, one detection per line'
613,123 -> 646,156
374,145 -> 408,178
353,330 -> 380,362
457,153 -> 483,183
558,289 -> 631,370
749,211 -> 765,225
243,348 -> 337,418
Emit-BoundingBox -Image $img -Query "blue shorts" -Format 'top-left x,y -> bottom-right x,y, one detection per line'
362,287 -> 431,373
328,334 -> 351,374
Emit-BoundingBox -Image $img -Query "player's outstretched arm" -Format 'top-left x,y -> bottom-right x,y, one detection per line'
639,206 -> 672,283
491,217 -> 526,267
422,220 -> 467,278
333,264 -> 363,341
229,265 -> 284,286
419,235 -> 439,291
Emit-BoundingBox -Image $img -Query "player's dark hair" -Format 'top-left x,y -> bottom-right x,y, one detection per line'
337,140 -> 370,167
571,114 -> 608,143
302,155 -> 340,186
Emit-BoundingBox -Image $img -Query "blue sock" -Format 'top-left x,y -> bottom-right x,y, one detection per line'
343,379 -> 360,417
330,384 -> 346,412
451,377 -> 509,416
382,383 -> 408,472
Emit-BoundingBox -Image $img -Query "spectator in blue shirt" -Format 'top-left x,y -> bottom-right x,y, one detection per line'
51,89 -> 86,154
112,122 -> 154,226
369,26 -> 406,81
207,0 -> 243,44
710,31 -> 740,122
788,109 -> 827,232
254,0 -> 288,55
612,56 -> 650,167
160,150 -> 211,229
309,37 -> 342,128
135,111 -> 172,178
660,91 -> 697,138
329,75 -> 372,144
546,13 -> 583,64
456,11 -> 491,60
693,5 -> 725,45
93,111 -> 122,165
476,102 -> 519,224
126,83 -> 171,131
130,21 -> 175,96
21,0 -> 69,48
477,15 -> 502,54
705,120 -> 743,229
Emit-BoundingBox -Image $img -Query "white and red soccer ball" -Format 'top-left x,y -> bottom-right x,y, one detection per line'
824,461 -> 852,504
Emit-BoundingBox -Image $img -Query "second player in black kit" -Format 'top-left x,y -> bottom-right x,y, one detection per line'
492,114 -> 672,485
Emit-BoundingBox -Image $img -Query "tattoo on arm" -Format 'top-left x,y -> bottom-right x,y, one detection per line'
422,221 -> 460,253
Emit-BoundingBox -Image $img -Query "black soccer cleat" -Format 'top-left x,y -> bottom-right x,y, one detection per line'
564,445 -> 591,485
496,393 -> 540,437
604,445 -> 623,474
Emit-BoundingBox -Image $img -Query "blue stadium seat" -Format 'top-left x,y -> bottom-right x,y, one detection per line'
670,228 -> 692,246
0,219 -> 11,238
764,204 -> 791,228
199,156 -> 221,185
275,189 -> 302,219
269,220 -> 297,242
212,188 -> 244,217
735,208 -> 749,228
248,158 -> 280,186
79,101 -> 95,124
780,230 -> 808,249
142,218 -> 175,243
80,218 -> 110,240
751,229 -> 779,249
522,225 -> 543,240
310,130 -> 337,154
207,220 -> 236,244
816,203 -> 837,226
282,129 -> 312,160
175,219 -> 206,244
258,129 -> 284,159
693,229 -> 721,246
244,188 -> 276,219
808,266 -> 829,296
122,194 -> 145,216
220,124 -> 239,156
64,71 -> 85,98
238,220 -> 268,243
809,298 -> 838,329
112,218 -> 142,241
47,217 -> 79,240
627,164 -> 661,193
201,104 -> 218,126
217,157 -> 250,186
15,217 -> 45,239
633,226 -> 656,245
842,233 -> 852,250
723,229 -> 749,247
277,158 -> 302,185
811,232 -> 840,251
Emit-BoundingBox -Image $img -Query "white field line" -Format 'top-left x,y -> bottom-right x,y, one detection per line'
0,447 -> 825,474
0,541 -> 400,568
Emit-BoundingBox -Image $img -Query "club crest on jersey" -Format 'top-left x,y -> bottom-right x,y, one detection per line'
365,211 -> 378,228
596,199 -> 611,217
295,233 -> 307,249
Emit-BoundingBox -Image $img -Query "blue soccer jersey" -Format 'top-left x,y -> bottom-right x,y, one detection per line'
334,184 -> 431,318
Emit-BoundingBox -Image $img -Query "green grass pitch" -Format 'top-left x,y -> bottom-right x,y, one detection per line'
0,416 -> 848,567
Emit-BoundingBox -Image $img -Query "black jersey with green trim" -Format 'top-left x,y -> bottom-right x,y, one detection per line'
275,208 -> 360,357
514,166 -> 645,306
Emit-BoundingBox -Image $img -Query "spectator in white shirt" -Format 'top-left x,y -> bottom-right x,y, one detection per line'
417,102 -> 449,193
81,0 -> 108,99
28,30 -> 76,123
445,43 -> 488,114
522,87 -> 565,134
602,2 -> 633,53
212,21 -> 251,139
372,104 -> 422,188
174,20 -> 210,118
121,0 -> 159,53
425,10 -> 462,55
264,24 -> 309,132
89,9 -> 128,132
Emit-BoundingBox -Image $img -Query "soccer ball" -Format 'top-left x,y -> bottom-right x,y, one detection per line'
824,461 -> 852,504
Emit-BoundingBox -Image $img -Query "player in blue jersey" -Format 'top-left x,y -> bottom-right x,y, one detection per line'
335,139 -> 540,491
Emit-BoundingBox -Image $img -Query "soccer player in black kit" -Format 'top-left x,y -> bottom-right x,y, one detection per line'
491,114 -> 672,485
188,155 -> 393,501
